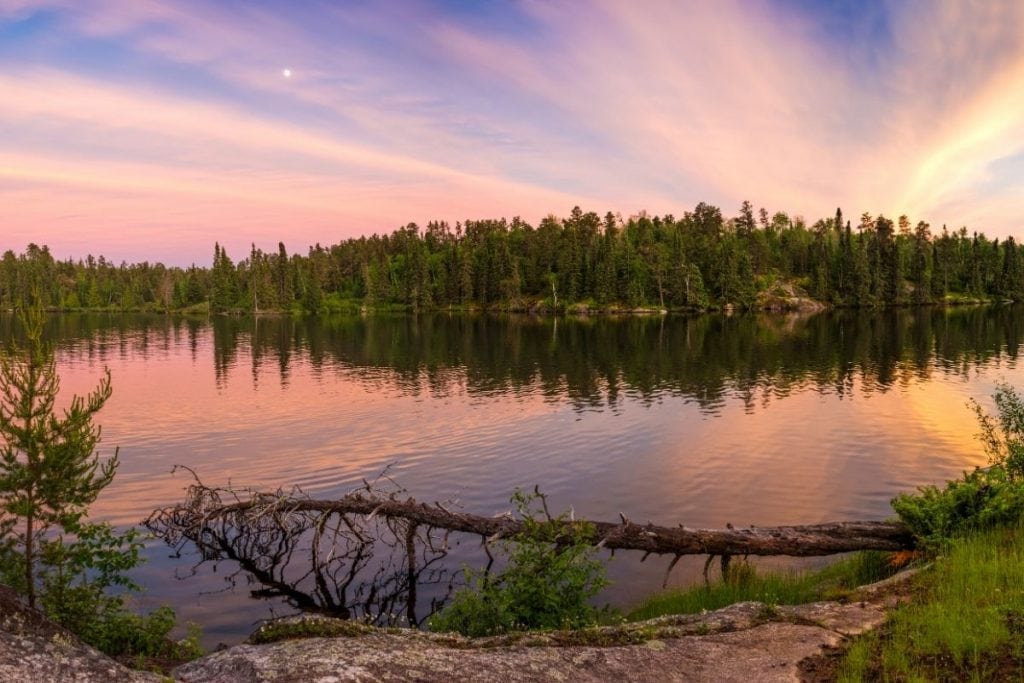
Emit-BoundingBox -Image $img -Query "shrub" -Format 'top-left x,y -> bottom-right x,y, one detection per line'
93,606 -> 203,662
0,299 -> 200,663
892,382 -> 1024,548
429,489 -> 609,637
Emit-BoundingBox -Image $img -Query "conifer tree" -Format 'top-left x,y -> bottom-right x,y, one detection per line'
0,299 -> 117,608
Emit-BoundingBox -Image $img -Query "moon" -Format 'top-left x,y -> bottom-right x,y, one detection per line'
282,68 -> 292,78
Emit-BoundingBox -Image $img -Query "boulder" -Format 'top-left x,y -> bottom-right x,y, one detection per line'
0,586 -> 160,683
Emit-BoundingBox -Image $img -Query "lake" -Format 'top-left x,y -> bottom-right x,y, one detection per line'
6,307 -> 1021,645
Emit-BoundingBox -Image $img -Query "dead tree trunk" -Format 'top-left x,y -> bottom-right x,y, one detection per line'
149,487 -> 915,559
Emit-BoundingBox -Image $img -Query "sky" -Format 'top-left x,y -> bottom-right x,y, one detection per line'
2,0 -> 1024,265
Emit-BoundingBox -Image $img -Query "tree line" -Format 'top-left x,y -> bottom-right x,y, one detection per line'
3,202 -> 1022,313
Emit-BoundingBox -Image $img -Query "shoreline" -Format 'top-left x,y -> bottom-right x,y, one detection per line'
2,296 -> 1014,318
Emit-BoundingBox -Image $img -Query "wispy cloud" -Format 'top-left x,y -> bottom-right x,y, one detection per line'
2,0 -> 1023,262
437,0 -> 1024,227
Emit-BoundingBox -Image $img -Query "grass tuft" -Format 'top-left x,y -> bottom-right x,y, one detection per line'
837,522 -> 1024,681
626,551 -> 895,622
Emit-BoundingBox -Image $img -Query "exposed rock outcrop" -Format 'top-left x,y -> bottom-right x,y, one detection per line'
177,620 -> 838,683
755,281 -> 827,313
0,586 -> 160,683
0,571 -> 915,682
176,585 -> 904,683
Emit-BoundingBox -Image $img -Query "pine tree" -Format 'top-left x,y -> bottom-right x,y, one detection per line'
1002,237 -> 1022,300
210,243 -> 237,312
911,221 -> 932,304
274,242 -> 293,308
0,300 -> 117,608
736,200 -> 756,236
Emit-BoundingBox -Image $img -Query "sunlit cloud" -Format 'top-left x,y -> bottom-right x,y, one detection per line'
0,67 -> 593,262
438,0 -> 1024,226
2,0 -> 1024,263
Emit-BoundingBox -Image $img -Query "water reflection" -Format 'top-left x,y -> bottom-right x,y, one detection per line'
5,306 -> 1019,415
148,477 -> 461,628
2,307 -> 1021,642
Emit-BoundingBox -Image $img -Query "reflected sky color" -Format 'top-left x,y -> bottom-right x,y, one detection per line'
3,1 -> 1024,264
38,309 -> 1014,527
8,309 -> 1019,642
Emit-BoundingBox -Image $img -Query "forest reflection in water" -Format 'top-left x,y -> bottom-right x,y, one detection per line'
2,306 -> 1021,642
13,304 -> 1021,413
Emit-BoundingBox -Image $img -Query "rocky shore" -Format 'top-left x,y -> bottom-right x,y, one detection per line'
0,571 -> 914,682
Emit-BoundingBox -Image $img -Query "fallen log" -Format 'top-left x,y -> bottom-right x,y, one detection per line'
148,485 -> 915,559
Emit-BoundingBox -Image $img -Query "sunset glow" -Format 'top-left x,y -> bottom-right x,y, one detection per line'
3,0 -> 1024,264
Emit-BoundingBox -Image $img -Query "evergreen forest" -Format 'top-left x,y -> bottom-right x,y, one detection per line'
3,203 -> 1022,314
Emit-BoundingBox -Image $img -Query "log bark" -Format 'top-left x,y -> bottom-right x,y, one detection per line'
172,492 -> 914,558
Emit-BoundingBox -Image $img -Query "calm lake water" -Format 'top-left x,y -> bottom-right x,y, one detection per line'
5,308 -> 1022,645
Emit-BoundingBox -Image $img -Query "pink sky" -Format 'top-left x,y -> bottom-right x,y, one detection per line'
2,0 -> 1024,265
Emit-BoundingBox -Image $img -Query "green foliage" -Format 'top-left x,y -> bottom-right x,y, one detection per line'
89,606 -> 203,662
838,523 -> 1024,681
429,489 -> 609,637
891,469 -> 1024,549
36,521 -> 202,660
0,299 -> 200,662
979,383 -> 1024,476
2,203 -> 1021,315
628,551 -> 895,622
0,299 -> 118,607
37,520 -> 143,634
892,383 -> 1024,548
34,523 -> 202,663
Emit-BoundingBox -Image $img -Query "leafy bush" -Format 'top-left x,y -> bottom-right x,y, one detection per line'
29,521 -> 198,660
429,489 -> 609,637
892,383 -> 1024,548
0,299 -> 201,664
35,520 -> 142,634
93,606 -> 203,662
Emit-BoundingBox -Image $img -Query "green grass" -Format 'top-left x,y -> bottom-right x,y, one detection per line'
627,551 -> 896,622
838,522 -> 1024,681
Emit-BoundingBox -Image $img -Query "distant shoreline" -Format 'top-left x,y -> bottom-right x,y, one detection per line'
1,295 -> 1011,318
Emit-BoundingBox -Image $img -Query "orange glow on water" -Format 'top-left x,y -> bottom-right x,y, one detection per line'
21,310 -> 1019,642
